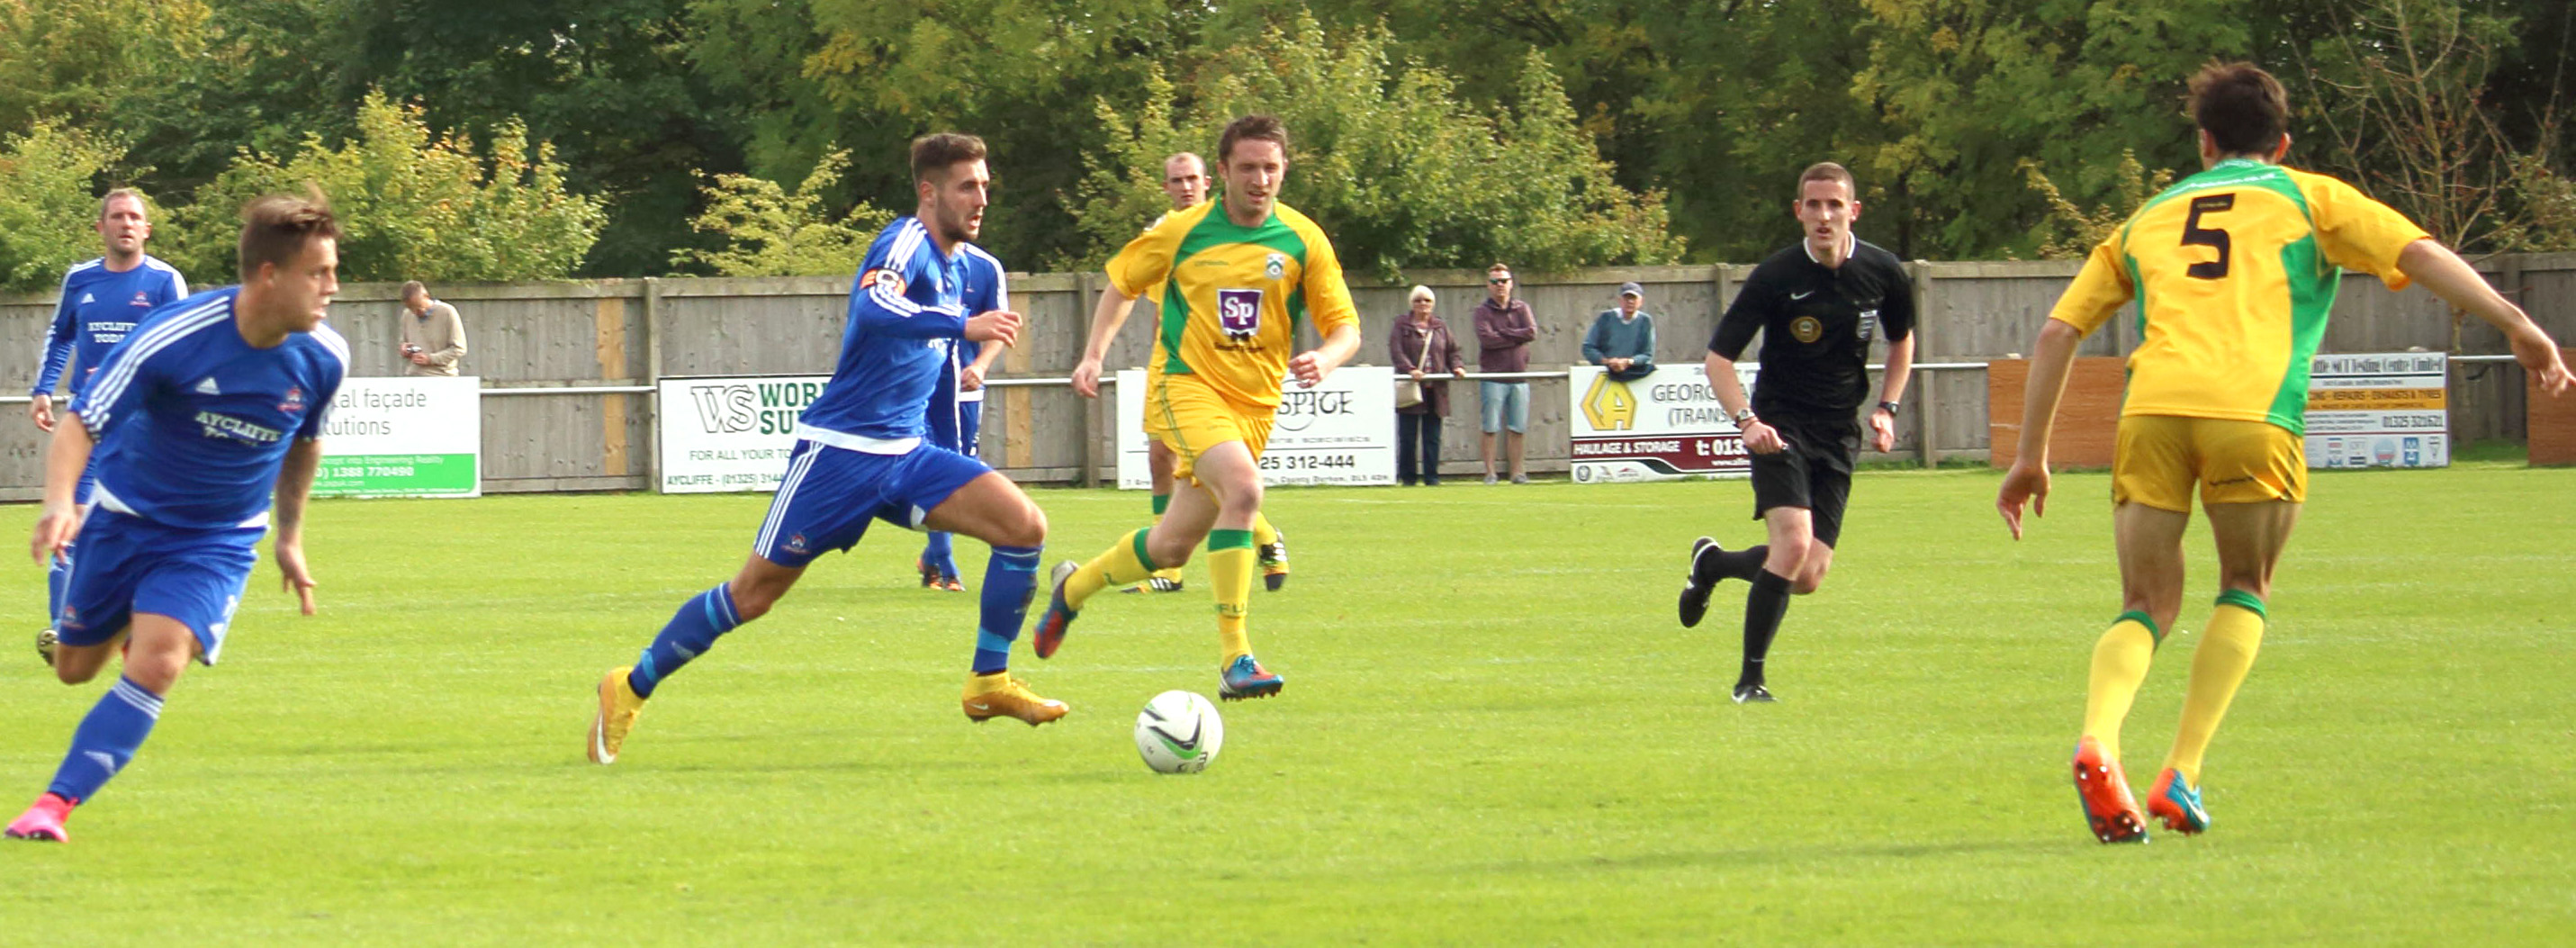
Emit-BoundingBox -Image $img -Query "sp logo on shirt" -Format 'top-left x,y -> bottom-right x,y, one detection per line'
1217,288 -> 1263,341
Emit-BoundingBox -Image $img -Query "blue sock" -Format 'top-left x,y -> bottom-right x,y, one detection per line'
627,583 -> 745,699
922,531 -> 959,580
45,546 -> 69,627
47,676 -> 163,804
973,545 -> 1043,674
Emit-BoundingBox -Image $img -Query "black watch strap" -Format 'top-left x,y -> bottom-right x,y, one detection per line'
1877,400 -> 1901,414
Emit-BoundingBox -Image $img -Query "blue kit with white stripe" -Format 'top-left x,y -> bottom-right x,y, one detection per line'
927,243 -> 1006,457
753,217 -> 992,568
56,288 -> 348,663
37,255 -> 190,505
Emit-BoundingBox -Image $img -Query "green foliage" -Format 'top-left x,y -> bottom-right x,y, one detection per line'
172,91 -> 608,283
2021,150 -> 2176,260
1066,14 -> 1682,279
0,0 -> 212,135
676,149 -> 896,276
0,122 -> 131,291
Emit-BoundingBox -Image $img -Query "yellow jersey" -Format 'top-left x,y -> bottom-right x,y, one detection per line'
1107,199 -> 1362,409
2050,158 -> 2429,433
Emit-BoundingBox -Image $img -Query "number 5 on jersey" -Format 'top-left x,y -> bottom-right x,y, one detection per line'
2182,193 -> 2235,279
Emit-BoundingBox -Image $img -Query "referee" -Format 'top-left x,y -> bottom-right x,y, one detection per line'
1679,161 -> 1915,703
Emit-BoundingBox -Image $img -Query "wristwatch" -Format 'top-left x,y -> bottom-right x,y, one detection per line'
1877,401 -> 1901,415
1733,408 -> 1758,425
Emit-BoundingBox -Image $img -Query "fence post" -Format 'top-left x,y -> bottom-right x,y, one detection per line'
1910,262 -> 1937,468
1076,272 -> 1103,486
642,277 -> 662,492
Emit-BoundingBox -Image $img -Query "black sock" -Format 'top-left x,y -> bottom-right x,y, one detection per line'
1741,569 -> 1792,687
1694,544 -> 1770,584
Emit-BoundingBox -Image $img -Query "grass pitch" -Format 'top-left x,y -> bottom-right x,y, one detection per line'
1,464 -> 2570,944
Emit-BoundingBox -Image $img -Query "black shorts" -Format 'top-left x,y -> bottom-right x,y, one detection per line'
1748,414 -> 1860,547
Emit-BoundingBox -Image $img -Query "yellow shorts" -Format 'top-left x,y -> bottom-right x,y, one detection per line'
2112,415 -> 2307,511
1146,373 -> 1274,484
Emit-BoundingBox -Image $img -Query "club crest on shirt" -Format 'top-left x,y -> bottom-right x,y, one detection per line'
1791,315 -> 1824,343
280,385 -> 305,414
1264,253 -> 1286,281
1217,288 -> 1263,341
860,267 -> 905,297
131,291 -> 152,308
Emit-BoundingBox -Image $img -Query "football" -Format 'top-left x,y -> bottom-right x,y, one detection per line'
1134,691 -> 1224,773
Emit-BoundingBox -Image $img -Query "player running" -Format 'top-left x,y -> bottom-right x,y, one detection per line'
913,241 -> 1008,592
8,191 -> 346,843
29,189 -> 190,662
1128,150 -> 1293,595
589,133 -> 1060,766
1040,115 -> 1364,700
1678,161 -> 1915,704
1998,63 -> 2573,844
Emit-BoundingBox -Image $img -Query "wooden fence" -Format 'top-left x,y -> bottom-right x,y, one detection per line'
2,252 -> 2569,498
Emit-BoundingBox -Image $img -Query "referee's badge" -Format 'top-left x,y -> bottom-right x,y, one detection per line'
1264,253 -> 1286,281
1791,315 -> 1824,343
1858,309 -> 1878,341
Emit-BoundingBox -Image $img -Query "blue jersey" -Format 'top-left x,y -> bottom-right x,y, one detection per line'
36,255 -> 189,397
794,217 -> 968,452
68,288 -> 348,530
928,244 -> 1006,453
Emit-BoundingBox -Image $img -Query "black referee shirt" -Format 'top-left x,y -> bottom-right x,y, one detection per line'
1707,237 -> 1915,420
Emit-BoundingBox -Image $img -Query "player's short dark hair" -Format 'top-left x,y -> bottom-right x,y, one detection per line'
237,185 -> 339,277
1218,114 -> 1290,166
99,188 -> 148,221
2189,61 -> 2289,156
1797,162 -> 1857,198
910,132 -> 987,184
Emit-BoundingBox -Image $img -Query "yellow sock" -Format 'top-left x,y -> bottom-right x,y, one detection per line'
1150,566 -> 1184,582
2166,594 -> 2266,785
2082,613 -> 2161,763
1207,528 -> 1256,662
1251,513 -> 1278,549
1066,528 -> 1156,607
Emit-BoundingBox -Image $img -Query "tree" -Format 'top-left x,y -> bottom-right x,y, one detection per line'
172,91 -> 609,283
0,122 -> 132,291
676,149 -> 895,276
2292,0 -> 2567,251
1065,14 -> 1682,278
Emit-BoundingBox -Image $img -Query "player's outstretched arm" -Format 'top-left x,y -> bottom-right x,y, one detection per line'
29,416 -> 95,564
273,438 -> 323,615
1997,321 -> 2084,539
1071,288 -> 1139,399
2396,240 -> 2573,395
1288,324 -> 1363,389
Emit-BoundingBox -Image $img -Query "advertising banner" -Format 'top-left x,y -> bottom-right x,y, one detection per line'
1566,364 -> 1760,483
2302,352 -> 2448,469
656,375 -> 830,493
314,375 -> 482,498
1114,366 -> 1398,488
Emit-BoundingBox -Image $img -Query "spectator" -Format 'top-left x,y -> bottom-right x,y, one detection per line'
1473,262 -> 1536,484
1583,281 -> 1657,382
1392,284 -> 1466,486
398,281 -> 468,376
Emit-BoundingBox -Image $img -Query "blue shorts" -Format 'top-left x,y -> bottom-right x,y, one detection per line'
752,439 -> 990,568
57,509 -> 260,665
1480,380 -> 1530,434
930,398 -> 984,458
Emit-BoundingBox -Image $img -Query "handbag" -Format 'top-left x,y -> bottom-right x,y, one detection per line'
1394,322 -> 1433,409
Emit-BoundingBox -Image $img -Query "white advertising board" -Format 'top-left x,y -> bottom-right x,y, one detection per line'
1566,364 -> 1760,483
1114,366 -> 1398,488
656,375 -> 831,493
2302,352 -> 2448,469
314,375 -> 481,498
